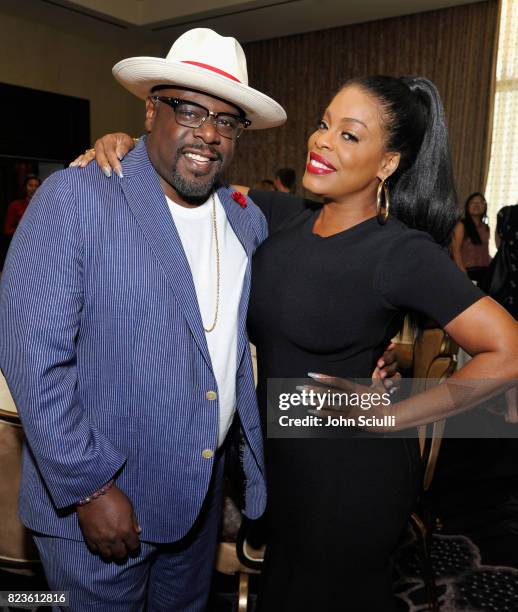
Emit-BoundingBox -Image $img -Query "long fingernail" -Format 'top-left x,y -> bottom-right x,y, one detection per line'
103,167 -> 112,178
115,168 -> 124,178
307,372 -> 326,379
69,161 -> 78,167
378,360 -> 385,368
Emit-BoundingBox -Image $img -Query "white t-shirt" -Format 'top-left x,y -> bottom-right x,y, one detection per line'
166,193 -> 247,446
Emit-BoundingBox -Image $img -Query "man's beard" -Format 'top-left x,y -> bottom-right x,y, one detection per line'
170,145 -> 224,205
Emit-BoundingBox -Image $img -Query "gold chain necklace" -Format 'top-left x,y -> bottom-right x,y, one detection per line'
203,193 -> 220,333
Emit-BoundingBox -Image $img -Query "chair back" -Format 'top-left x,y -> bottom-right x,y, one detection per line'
0,371 -> 39,568
411,328 -> 458,491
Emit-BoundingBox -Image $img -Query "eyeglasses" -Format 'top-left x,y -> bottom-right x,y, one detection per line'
151,96 -> 251,140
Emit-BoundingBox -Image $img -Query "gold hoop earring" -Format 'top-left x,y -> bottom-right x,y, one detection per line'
376,179 -> 390,223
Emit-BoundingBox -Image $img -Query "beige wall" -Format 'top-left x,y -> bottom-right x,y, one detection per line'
0,0 -> 163,143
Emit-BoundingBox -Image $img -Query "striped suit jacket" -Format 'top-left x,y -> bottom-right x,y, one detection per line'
0,139 -> 267,543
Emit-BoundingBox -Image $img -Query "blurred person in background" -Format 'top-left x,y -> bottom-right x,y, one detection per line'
483,203 -> 518,319
1,174 -> 41,270
481,203 -> 518,422
3,175 -> 41,238
273,167 -> 296,193
254,179 -> 275,191
452,192 -> 491,283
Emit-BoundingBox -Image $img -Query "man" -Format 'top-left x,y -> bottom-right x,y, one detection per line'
0,28 -> 286,611
273,167 -> 296,193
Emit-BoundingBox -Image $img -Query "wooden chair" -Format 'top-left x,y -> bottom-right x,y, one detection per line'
214,521 -> 264,612
399,326 -> 458,611
0,370 -> 40,573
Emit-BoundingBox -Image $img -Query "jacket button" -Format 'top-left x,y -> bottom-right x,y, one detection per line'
202,449 -> 214,459
206,391 -> 217,401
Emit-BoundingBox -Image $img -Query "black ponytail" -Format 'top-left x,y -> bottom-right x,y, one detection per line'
346,75 -> 459,247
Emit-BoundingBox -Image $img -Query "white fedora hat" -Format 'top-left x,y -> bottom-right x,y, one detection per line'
112,28 -> 286,130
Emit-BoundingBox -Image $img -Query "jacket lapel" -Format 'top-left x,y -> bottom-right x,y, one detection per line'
217,186 -> 256,369
217,185 -> 256,259
120,140 -> 212,369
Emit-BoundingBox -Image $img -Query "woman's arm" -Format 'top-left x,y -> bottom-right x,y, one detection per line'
310,297 -> 518,431
396,296 -> 518,427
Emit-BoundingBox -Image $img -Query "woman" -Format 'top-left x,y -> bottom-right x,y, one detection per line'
452,192 -> 492,283
481,204 -> 518,422
75,76 -> 518,611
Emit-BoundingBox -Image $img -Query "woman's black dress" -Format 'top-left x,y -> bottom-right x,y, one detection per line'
246,190 -> 484,612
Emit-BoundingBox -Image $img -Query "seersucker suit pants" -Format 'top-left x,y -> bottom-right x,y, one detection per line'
33,453 -> 225,612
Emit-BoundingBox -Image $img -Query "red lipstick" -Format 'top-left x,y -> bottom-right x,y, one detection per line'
306,152 -> 337,175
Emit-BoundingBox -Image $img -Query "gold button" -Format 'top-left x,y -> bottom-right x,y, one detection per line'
206,391 -> 217,401
202,449 -> 214,459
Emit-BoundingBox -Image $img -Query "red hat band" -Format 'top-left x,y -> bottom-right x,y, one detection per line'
181,61 -> 241,83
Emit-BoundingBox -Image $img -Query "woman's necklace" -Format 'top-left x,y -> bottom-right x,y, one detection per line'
203,193 -> 220,333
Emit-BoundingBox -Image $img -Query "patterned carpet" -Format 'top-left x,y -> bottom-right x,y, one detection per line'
208,531 -> 518,611
394,532 -> 518,612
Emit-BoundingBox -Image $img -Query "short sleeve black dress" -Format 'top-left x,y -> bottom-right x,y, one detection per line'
247,189 -> 484,612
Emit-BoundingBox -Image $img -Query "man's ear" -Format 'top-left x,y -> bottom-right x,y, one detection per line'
145,97 -> 157,132
378,151 -> 400,182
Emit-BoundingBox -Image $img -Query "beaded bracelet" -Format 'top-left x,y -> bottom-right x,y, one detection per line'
77,479 -> 115,507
